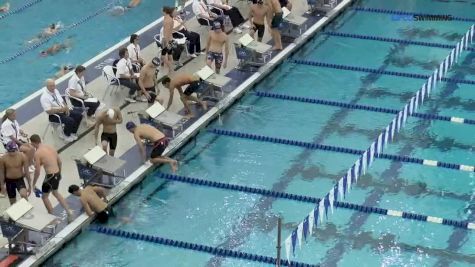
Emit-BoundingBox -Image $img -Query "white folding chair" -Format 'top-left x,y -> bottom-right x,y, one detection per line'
42,114 -> 64,141
102,65 -> 122,100
65,88 -> 90,125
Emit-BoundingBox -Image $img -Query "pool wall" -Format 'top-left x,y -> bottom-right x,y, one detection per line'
18,0 -> 353,266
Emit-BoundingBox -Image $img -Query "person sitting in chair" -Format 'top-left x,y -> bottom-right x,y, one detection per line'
173,13 -> 203,58
1,109 -> 35,170
208,0 -> 249,33
127,34 -> 145,71
116,47 -> 141,101
67,65 -> 101,120
68,184 -> 111,223
192,0 -> 223,26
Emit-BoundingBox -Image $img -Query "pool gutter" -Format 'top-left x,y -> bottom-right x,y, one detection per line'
19,0 -> 353,266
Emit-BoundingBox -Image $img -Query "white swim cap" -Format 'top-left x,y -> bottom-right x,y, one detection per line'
107,109 -> 115,119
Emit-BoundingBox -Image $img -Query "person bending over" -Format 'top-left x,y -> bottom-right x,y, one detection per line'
94,108 -> 122,156
205,21 -> 229,74
161,74 -> 208,117
68,184 -> 111,223
0,141 -> 31,205
125,122 -> 178,172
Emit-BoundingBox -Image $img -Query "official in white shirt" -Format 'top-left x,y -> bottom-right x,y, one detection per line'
67,65 -> 101,117
127,34 -> 144,71
0,109 -> 35,169
192,0 -> 223,25
40,79 -> 83,142
208,0 -> 246,31
116,47 -> 140,100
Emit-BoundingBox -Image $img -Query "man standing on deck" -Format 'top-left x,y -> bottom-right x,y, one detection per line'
0,141 -> 31,205
249,0 -> 268,42
125,122 -> 178,172
205,21 -> 229,74
94,108 -> 122,156
265,0 -> 283,50
30,134 -> 73,222
161,74 -> 208,118
138,57 -> 161,104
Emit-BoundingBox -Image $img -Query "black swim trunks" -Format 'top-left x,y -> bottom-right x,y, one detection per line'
42,172 -> 61,194
145,86 -> 157,103
161,40 -> 177,56
253,23 -> 265,39
96,210 -> 110,223
150,137 -> 170,158
184,79 -> 203,96
101,132 -> 118,150
271,12 -> 283,29
5,178 -> 26,199
279,0 -> 288,8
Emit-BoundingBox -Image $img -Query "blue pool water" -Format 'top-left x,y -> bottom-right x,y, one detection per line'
46,0 -> 475,266
0,0 -> 172,110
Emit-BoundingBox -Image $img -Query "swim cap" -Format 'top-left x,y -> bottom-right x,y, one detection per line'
125,121 -> 136,130
107,108 -> 115,119
152,57 -> 160,66
5,141 -> 18,152
212,21 -> 222,31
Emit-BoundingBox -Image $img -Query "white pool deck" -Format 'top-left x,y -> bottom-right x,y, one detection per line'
0,0 -> 354,266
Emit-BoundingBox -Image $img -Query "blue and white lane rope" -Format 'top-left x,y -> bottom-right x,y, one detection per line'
285,24 -> 475,261
208,129 -> 475,173
351,7 -> 475,22
156,173 -> 475,230
323,32 -> 475,52
90,226 -> 316,267
254,91 -> 475,126
0,4 -> 111,64
289,60 -> 475,85
0,0 -> 44,21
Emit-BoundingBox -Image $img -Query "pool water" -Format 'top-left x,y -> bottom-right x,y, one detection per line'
46,0 -> 475,266
0,0 -> 172,110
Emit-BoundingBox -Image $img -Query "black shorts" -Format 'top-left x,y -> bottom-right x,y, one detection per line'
145,87 -> 157,103
96,210 -> 110,224
42,172 -> 61,194
279,0 -> 288,7
184,80 -> 203,96
5,178 -> 26,199
150,138 -> 169,158
101,132 -> 118,150
161,47 -> 172,56
271,12 -> 283,29
253,23 -> 265,39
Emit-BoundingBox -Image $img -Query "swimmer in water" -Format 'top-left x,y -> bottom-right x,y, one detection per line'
40,37 -> 73,57
109,5 -> 127,16
28,23 -> 61,44
0,2 -> 9,13
127,0 -> 141,8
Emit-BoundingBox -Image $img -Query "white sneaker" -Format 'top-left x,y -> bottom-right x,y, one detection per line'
64,135 -> 75,142
71,134 -> 78,140
137,95 -> 148,102
189,54 -> 197,58
233,28 -> 242,34
125,97 -> 137,103
240,24 -> 250,29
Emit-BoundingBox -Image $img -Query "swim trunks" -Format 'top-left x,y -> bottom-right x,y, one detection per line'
145,86 -> 157,103
5,177 -> 26,199
42,172 -> 61,193
150,137 -> 169,158
206,51 -> 223,65
184,79 -> 204,96
271,12 -> 283,29
253,23 -> 265,39
101,132 -> 118,150
96,210 -> 110,223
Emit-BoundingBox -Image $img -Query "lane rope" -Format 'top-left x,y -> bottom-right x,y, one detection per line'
208,129 -> 475,173
351,7 -> 475,22
254,91 -> 475,125
0,0 -> 44,21
156,173 -> 475,229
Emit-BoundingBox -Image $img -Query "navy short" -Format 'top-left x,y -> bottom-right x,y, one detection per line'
42,172 -> 61,193
5,178 -> 26,199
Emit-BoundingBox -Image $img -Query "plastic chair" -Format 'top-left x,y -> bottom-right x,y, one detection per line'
102,65 -> 121,100
65,88 -> 90,124
42,114 -> 64,141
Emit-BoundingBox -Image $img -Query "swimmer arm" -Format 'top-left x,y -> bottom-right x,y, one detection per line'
22,155 -> 31,195
32,154 -> 41,188
223,37 -> 229,68
80,198 -> 94,216
138,72 -> 149,97
94,119 -> 101,144
0,160 -> 5,194
205,35 -> 211,59
57,156 -> 62,173
134,133 -> 146,162
93,186 -> 107,201
114,109 -> 123,124
166,87 -> 175,110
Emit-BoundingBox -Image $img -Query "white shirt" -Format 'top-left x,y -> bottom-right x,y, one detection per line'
40,88 -> 65,112
127,43 -> 141,62
68,73 -> 86,98
1,119 -> 21,144
116,58 -> 133,77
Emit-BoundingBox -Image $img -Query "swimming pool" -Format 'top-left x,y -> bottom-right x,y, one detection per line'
45,0 -> 475,266
0,0 -> 171,110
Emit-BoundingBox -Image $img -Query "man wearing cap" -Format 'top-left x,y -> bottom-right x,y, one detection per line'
205,21 -> 229,74
125,122 -> 178,172
94,108 -> 123,156
0,141 -> 31,205
138,57 -> 161,104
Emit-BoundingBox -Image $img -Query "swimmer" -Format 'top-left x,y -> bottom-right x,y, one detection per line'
127,0 -> 141,8
0,2 -> 9,13
28,23 -> 61,44
55,65 -> 74,79
109,5 -> 127,16
40,37 -> 73,57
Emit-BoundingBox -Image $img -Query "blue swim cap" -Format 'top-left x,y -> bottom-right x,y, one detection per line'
126,121 -> 136,130
5,141 -> 18,152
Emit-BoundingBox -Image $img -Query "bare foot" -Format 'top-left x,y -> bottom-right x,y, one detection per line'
66,209 -> 74,223
185,113 -> 194,119
201,101 -> 208,110
170,160 -> 178,173
272,46 -> 283,51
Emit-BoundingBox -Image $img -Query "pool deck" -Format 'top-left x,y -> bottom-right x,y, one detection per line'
0,0 -> 354,266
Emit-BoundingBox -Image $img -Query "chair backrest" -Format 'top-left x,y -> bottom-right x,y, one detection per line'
0,220 -> 22,239
102,65 -> 118,84
112,59 -> 120,76
235,45 -> 251,60
154,34 -> 162,49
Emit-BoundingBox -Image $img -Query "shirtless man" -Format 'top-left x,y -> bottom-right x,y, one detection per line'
94,108 -> 122,156
0,2 -> 9,13
249,0 -> 268,42
40,37 -> 73,57
161,6 -> 176,73
30,134 -> 72,220
128,0 -> 141,8
161,74 -> 208,117
125,122 -> 178,172
0,141 -> 31,205
266,0 -> 283,50
138,57 -> 161,103
68,184 -> 111,223
28,23 -> 61,44
205,21 -> 229,74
